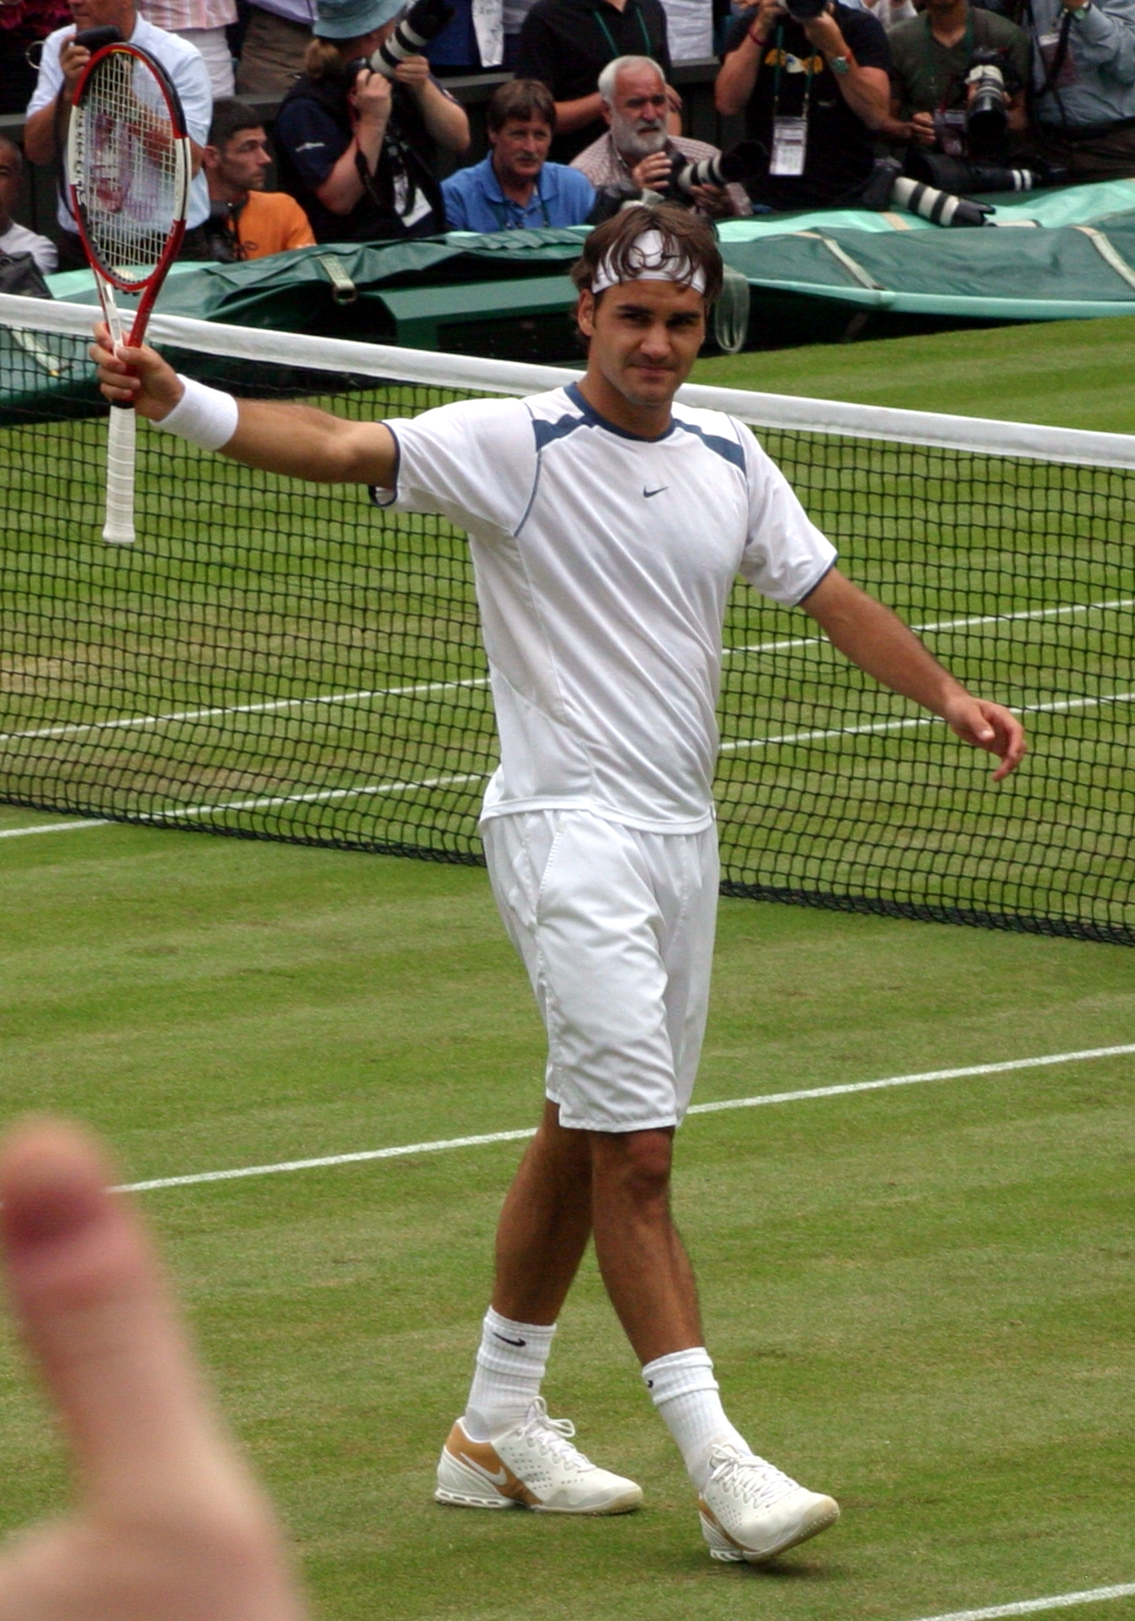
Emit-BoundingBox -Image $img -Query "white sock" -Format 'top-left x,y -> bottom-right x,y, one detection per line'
643,1347 -> 751,1492
462,1308 -> 556,1441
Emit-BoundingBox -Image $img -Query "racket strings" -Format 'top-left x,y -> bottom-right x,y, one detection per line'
76,51 -> 181,283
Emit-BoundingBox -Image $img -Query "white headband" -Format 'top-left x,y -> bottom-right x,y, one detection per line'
591,227 -> 707,296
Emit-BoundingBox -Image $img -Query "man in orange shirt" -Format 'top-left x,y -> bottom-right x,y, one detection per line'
203,98 -> 316,260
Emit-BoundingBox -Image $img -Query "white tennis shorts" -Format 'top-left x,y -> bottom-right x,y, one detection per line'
482,809 -> 719,1133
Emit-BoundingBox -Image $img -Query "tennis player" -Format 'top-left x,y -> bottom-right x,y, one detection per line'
93,204 -> 1026,1567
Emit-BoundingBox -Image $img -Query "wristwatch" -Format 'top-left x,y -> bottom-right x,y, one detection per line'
829,52 -> 851,73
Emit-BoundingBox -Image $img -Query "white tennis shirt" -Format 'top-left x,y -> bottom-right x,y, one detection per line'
376,382 -> 836,833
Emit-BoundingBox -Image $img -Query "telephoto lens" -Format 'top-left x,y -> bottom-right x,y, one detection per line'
965,49 -> 1008,157
913,152 -> 1038,194
892,174 -> 991,226
370,0 -> 455,77
668,140 -> 766,196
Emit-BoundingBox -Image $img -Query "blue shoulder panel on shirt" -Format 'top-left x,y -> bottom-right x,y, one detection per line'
674,417 -> 746,473
532,410 -> 589,453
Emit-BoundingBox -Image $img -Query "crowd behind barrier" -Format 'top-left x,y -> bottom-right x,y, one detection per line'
4,0 -> 1135,293
0,59 -> 740,242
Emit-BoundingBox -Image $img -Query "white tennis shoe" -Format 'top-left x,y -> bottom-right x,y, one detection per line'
435,1397 -> 644,1514
698,1444 -> 839,1563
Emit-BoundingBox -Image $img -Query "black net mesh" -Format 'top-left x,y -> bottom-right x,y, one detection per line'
2,324 -> 1132,944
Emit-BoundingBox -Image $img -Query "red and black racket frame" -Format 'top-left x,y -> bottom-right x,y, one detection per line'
68,41 -> 192,343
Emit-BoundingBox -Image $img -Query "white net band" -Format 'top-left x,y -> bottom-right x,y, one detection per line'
1,294 -> 1133,470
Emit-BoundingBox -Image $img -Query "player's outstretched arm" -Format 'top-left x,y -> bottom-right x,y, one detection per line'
91,323 -> 396,487
801,566 -> 1027,782
0,1119 -> 309,1621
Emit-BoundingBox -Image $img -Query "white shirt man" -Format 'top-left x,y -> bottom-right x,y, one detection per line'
93,204 -> 1025,1570
24,0 -> 212,259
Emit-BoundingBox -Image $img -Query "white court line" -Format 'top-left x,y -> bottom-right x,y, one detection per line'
721,689 -> 1135,754
136,769 -> 489,822
0,774 -> 487,842
0,818 -> 110,839
725,595 -> 1135,659
114,1041 -> 1135,1195
4,596 -> 1127,749
908,1581 -> 1135,1621
0,675 -> 491,746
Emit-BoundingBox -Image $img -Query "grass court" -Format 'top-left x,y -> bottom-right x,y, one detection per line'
1,314 -> 1134,1621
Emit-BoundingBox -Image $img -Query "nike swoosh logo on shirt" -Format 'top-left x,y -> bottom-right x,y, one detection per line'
459,1454 -> 511,1486
494,1333 -> 527,1347
643,485 -> 668,498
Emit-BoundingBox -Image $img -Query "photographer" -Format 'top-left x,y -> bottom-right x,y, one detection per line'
573,54 -> 751,216
1025,0 -> 1135,181
273,0 -> 469,243
884,0 -> 1030,163
715,0 -> 891,210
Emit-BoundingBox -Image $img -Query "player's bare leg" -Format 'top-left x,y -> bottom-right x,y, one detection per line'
588,1126 -> 702,1360
491,1100 -> 593,1325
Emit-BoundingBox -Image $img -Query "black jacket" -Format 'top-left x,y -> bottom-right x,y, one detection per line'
516,0 -> 672,163
275,69 -> 445,242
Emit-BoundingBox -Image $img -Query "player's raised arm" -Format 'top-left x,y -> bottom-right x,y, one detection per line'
801,566 -> 1027,782
92,325 -> 396,488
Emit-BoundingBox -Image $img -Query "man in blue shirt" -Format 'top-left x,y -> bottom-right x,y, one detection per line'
442,78 -> 595,229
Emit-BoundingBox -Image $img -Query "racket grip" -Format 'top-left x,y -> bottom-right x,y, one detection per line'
103,403 -> 137,545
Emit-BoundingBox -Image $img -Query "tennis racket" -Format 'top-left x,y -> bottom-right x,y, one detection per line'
68,41 -> 191,545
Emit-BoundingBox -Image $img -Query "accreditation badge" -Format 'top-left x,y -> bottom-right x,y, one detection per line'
770,116 -> 809,175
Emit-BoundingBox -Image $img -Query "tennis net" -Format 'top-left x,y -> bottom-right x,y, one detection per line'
1,293 -> 1132,945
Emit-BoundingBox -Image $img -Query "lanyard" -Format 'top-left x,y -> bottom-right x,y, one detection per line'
771,24 -> 816,124
486,178 -> 552,229
594,2 -> 652,59
922,9 -> 974,111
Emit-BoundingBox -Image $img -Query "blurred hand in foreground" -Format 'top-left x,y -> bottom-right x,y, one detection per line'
0,1119 -> 309,1621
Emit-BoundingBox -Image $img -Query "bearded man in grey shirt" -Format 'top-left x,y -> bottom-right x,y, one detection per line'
572,55 -> 749,216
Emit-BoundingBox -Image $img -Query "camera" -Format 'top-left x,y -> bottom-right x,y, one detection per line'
783,0 -> 828,19
908,150 -> 1053,194
73,24 -> 124,50
861,155 -> 992,226
367,0 -> 454,77
668,141 -> 765,197
965,48 -> 1009,158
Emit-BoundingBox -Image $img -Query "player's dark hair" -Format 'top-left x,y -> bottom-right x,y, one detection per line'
208,99 -> 265,150
571,203 -> 723,305
487,78 -> 556,134
0,134 -> 23,176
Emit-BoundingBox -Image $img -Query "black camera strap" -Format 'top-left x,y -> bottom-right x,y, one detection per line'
1038,6 -> 1074,99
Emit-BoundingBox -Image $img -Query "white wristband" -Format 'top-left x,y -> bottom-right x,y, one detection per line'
155,374 -> 240,450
